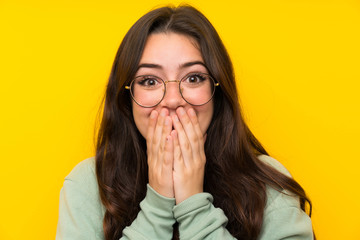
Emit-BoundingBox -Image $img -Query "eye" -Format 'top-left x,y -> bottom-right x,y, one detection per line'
135,76 -> 162,88
183,73 -> 208,84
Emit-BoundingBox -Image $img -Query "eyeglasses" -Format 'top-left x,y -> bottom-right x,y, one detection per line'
125,72 -> 219,108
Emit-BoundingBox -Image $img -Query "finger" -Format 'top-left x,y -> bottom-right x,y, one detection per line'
159,116 -> 172,163
162,116 -> 173,144
164,134 -> 175,197
164,134 -> 174,168
171,130 -> 183,173
187,108 -> 204,143
176,107 -> 197,141
172,114 -> 192,167
153,108 -> 168,152
146,110 -> 158,145
149,109 -> 167,170
146,110 -> 158,159
176,107 -> 201,164
187,108 -> 206,160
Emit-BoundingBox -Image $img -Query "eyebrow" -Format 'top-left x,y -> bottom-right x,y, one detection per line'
137,61 -> 207,71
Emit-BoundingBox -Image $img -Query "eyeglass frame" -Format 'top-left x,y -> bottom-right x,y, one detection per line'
125,72 -> 220,108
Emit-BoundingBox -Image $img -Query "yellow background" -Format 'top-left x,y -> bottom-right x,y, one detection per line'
1,0 -> 359,239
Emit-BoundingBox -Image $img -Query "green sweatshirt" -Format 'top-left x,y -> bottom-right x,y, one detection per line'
56,155 -> 313,239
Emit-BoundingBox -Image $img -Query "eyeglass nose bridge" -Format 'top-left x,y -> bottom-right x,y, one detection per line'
164,79 -> 180,84
162,79 -> 183,95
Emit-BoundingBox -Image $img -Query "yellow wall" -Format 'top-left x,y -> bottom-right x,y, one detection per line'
1,0 -> 359,239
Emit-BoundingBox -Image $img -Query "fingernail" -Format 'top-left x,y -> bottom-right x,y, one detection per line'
161,109 -> 167,117
165,117 -> 170,126
178,107 -> 185,116
189,108 -> 196,117
173,115 -> 179,122
150,110 -> 157,119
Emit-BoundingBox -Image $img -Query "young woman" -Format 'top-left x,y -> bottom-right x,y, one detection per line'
56,5 -> 314,240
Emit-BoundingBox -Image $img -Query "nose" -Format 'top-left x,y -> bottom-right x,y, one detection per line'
160,81 -> 185,111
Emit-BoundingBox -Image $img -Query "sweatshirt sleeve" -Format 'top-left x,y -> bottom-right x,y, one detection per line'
173,192 -> 236,240
173,155 -> 313,240
56,158 -> 176,240
173,190 -> 313,240
121,184 -> 176,240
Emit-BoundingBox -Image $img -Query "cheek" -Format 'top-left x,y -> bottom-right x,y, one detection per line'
132,104 -> 152,138
195,102 -> 214,135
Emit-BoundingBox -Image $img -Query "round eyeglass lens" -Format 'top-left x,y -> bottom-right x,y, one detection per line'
130,75 -> 165,107
180,73 -> 215,106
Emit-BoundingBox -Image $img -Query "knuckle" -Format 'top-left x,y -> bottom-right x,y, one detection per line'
184,141 -> 191,151
194,158 -> 205,168
159,142 -> 165,153
153,134 -> 160,144
190,134 -> 198,144
184,117 -> 191,125
163,158 -> 171,166
175,151 -> 182,160
146,133 -> 152,143
197,131 -> 204,141
195,162 -> 203,169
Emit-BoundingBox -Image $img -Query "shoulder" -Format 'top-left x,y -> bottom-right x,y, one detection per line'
66,156 -> 96,182
57,157 -> 105,239
256,155 -> 313,239
257,154 -> 292,178
62,157 -> 102,208
258,155 -> 312,239
257,154 -> 298,209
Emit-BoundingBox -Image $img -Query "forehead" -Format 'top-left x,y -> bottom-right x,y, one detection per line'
139,32 -> 203,68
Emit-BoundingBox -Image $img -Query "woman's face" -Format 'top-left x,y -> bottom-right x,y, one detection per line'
132,32 -> 214,138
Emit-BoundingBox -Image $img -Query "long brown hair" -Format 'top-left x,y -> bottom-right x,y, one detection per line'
95,5 -> 313,240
